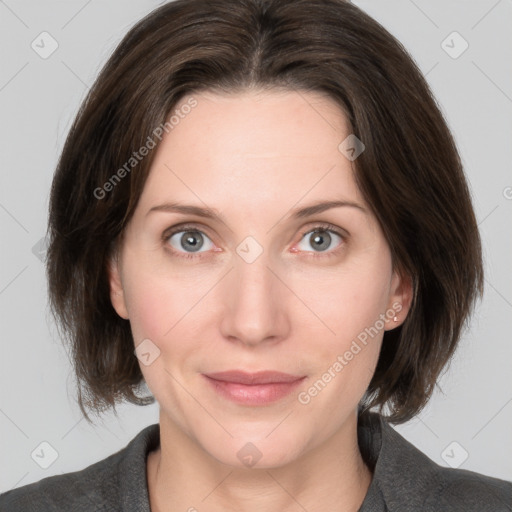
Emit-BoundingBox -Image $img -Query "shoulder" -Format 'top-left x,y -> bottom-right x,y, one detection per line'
359,412 -> 512,512
428,465 -> 512,511
0,423 -> 159,512
0,453 -> 121,512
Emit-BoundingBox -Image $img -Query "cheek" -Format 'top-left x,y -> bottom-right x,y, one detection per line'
122,269 -> 188,395
296,292 -> 386,417
303,255 -> 391,385
123,275 -> 164,341
314,264 -> 391,340
120,240 -> 187,336
121,253 -> 218,351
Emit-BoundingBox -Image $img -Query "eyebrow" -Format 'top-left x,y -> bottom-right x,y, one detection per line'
146,199 -> 367,222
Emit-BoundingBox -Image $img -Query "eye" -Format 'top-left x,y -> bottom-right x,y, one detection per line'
162,222 -> 345,260
296,224 -> 344,254
165,226 -> 215,256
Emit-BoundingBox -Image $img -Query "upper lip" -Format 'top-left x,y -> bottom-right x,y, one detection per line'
204,370 -> 305,385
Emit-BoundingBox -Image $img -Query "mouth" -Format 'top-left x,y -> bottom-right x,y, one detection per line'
202,370 -> 306,406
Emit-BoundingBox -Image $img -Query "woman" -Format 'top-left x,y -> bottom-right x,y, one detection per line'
1,0 -> 510,510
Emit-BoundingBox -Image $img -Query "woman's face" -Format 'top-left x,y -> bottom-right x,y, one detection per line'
109,89 -> 410,468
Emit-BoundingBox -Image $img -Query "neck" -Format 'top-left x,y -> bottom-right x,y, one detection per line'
147,409 -> 373,512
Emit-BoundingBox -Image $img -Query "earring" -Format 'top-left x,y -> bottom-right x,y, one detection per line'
393,315 -> 398,322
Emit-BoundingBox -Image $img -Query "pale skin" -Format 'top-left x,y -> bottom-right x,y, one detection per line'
109,89 -> 413,512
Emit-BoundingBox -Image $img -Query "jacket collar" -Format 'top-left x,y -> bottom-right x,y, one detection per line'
358,411 -> 441,511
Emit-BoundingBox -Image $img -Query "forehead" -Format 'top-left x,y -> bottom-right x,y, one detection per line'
137,89 -> 365,216
168,88 -> 350,159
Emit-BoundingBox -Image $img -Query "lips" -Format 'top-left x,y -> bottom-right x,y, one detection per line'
203,370 -> 306,405
204,370 -> 305,385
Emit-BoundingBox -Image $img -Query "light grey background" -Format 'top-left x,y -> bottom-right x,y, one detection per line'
1,0 -> 511,492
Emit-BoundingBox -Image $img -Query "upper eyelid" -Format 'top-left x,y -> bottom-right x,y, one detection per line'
300,223 -> 347,238
163,222 -> 215,240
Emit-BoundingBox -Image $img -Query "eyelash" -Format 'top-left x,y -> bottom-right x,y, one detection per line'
162,222 -> 346,260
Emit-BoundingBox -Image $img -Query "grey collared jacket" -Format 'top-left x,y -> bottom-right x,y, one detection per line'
1,411 -> 511,511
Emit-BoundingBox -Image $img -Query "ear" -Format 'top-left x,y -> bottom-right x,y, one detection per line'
385,268 -> 413,331
107,253 -> 130,320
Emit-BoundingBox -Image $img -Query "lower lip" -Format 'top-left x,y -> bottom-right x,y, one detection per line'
203,375 -> 306,405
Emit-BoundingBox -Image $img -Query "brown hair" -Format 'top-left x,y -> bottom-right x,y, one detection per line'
47,0 -> 483,424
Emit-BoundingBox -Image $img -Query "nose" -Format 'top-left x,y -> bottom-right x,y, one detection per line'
219,253 -> 290,347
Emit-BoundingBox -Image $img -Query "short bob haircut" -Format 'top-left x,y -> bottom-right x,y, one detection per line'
47,0 -> 483,424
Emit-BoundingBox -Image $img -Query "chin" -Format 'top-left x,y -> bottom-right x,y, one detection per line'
197,428 -> 309,470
